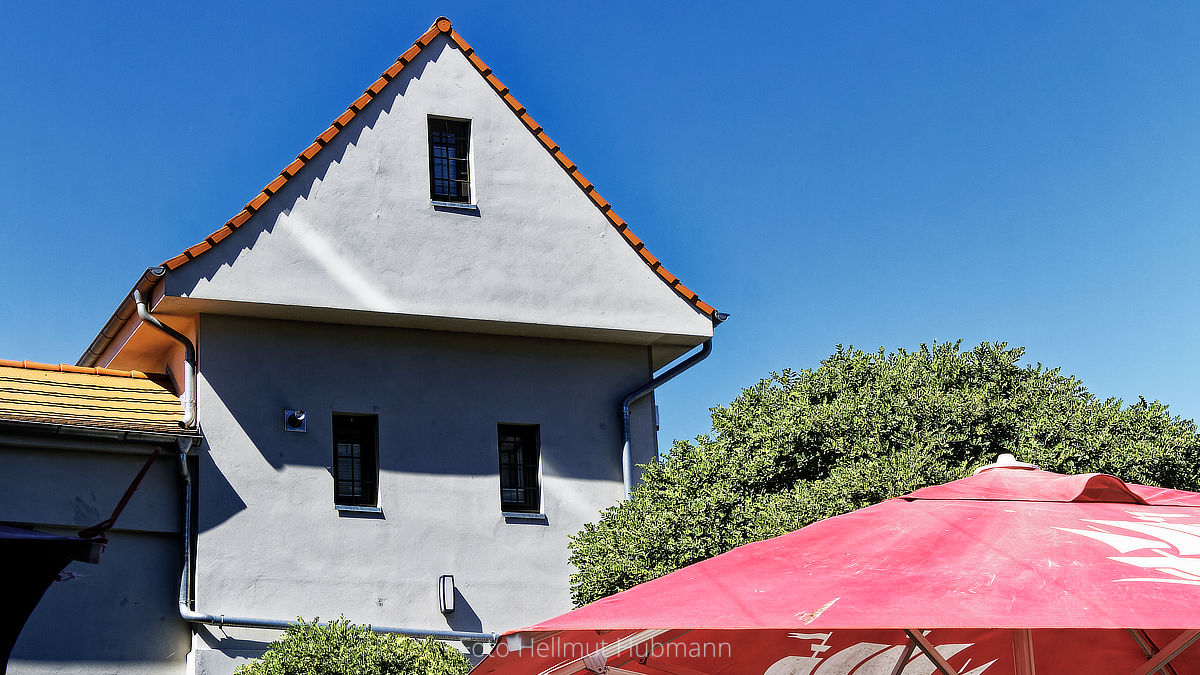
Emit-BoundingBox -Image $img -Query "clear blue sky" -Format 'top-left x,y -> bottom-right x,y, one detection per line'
2,2 -> 1198,451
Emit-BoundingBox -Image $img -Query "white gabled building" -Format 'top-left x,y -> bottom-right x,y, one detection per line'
3,16 -> 722,675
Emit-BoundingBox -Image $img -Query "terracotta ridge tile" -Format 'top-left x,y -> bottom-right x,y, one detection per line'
299,141 -> 323,161
247,192 -> 270,212
368,76 -> 390,95
621,229 -> 644,249
264,175 -> 288,195
316,125 -> 339,144
673,283 -> 699,302
467,52 -> 491,75
401,45 -> 423,64
185,241 -> 212,257
572,173 -> 594,192
484,73 -> 509,96
588,191 -> 611,211
552,149 -> 576,172
207,227 -> 233,245
449,30 -> 472,54
637,248 -> 660,267
416,26 -> 440,48
535,131 -> 559,153
502,93 -> 525,115
230,211 -> 252,228
519,113 -> 542,134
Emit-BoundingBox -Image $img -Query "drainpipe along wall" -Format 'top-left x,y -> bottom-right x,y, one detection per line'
132,289 -> 196,429
620,328 -> 720,498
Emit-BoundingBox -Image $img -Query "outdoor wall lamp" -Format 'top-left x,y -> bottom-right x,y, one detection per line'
439,574 -> 455,614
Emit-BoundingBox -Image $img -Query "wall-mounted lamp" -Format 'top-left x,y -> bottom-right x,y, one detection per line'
284,409 -> 307,432
439,574 -> 455,614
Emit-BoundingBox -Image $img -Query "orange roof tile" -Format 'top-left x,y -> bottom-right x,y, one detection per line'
0,362 -> 185,435
151,16 -> 719,321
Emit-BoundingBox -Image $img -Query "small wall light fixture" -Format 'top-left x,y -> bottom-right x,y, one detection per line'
439,574 -> 455,614
284,409 -> 307,432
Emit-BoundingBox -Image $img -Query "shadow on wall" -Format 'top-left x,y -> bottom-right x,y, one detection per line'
196,449 -> 248,535
444,588 -> 483,634
200,318 -> 644,481
172,48 -> 432,293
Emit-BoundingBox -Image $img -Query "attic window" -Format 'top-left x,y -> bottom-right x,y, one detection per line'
429,117 -> 471,204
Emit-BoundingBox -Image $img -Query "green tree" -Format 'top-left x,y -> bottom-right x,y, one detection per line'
568,341 -> 1200,606
234,617 -> 471,675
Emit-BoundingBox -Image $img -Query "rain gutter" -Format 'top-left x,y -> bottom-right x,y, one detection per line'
0,420 -> 198,450
619,314 -> 725,499
132,288 -> 196,429
174,445 -> 496,644
79,267 -> 164,368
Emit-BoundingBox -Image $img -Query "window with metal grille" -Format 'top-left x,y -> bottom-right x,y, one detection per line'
332,414 -> 378,507
498,424 -> 540,513
429,117 -> 471,203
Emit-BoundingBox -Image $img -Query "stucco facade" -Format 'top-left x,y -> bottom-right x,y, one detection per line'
186,317 -> 659,671
5,16 -> 719,675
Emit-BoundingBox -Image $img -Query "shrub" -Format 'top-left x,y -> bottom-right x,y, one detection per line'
568,341 -> 1200,605
234,617 -> 471,675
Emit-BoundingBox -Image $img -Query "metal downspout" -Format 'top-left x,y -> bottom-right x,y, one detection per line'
174,441 -> 496,644
620,338 -> 715,499
132,289 -> 196,428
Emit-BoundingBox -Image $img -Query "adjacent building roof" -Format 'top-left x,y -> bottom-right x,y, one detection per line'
80,17 -> 719,366
0,360 -> 185,436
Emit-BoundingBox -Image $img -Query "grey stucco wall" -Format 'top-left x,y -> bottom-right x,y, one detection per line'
1,443 -> 189,674
190,314 -> 656,655
163,33 -> 712,344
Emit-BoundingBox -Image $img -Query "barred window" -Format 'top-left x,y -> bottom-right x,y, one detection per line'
498,424 -> 540,513
429,117 -> 471,203
333,414 -> 378,507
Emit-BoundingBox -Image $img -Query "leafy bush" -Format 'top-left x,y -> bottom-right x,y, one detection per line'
568,341 -> 1200,606
234,617 -> 471,675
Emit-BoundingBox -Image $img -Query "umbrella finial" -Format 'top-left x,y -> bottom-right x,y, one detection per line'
974,453 -> 1040,474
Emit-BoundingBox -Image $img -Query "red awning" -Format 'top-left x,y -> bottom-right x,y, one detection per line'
473,463 -> 1200,675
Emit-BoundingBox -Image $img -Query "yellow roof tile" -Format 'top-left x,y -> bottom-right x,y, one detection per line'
0,364 -> 183,435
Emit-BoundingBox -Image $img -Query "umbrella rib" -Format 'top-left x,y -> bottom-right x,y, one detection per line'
1012,629 -> 1036,675
1130,630 -> 1200,675
904,630 -> 961,675
888,636 -> 918,675
1129,629 -> 1179,675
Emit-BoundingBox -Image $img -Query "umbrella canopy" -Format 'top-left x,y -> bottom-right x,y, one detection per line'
473,460 -> 1200,675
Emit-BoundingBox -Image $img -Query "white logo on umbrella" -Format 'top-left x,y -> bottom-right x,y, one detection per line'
763,632 -> 995,675
1056,511 -> 1200,585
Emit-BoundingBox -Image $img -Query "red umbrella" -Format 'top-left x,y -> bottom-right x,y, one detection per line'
473,457 -> 1200,675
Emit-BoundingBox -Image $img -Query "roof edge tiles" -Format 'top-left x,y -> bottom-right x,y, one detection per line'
157,17 -> 718,318
0,359 -> 152,379
81,17 -> 719,366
